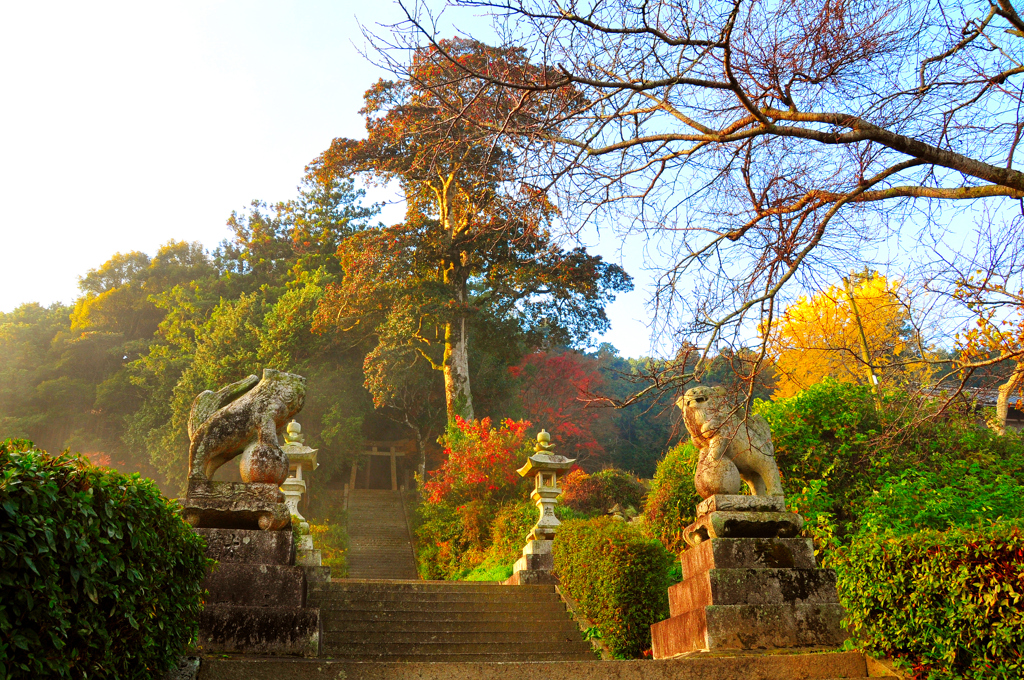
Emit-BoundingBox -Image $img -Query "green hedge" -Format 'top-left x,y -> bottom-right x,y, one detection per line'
560,468 -> 647,516
0,440 -> 208,679
832,524 -> 1024,679
554,517 -> 672,658
641,442 -> 700,554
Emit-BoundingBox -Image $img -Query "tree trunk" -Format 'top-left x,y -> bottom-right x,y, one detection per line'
994,362 -> 1024,435
843,276 -> 880,405
443,313 -> 474,421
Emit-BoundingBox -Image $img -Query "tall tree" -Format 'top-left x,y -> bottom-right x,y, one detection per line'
390,0 -> 1024,382
764,272 -> 923,399
310,37 -> 631,420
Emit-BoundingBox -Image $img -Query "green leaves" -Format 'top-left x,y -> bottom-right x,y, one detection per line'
554,517 -> 672,658
0,441 -> 207,679
833,524 -> 1024,679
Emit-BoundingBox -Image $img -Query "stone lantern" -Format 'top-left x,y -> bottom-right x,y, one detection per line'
279,420 -> 318,531
507,429 -> 575,585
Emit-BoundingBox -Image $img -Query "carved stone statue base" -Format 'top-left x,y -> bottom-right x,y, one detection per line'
182,480 -> 290,531
652,496 -> 846,659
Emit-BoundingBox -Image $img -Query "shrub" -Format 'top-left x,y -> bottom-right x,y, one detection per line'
487,500 -> 536,566
554,517 -> 672,658
415,418 -> 533,580
421,417 -> 531,506
560,468 -> 647,516
857,468 -> 1024,537
831,524 -> 1024,679
0,440 -> 207,679
756,379 -> 1024,536
642,442 -> 700,554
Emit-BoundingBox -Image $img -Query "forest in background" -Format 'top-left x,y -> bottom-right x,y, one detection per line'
0,175 -> 706,496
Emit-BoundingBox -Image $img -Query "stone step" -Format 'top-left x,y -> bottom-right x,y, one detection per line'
311,652 -> 599,663
316,600 -> 569,615
312,580 -> 547,593
319,609 -> 574,623
322,619 -> 581,634
309,590 -> 561,603
196,651 -> 879,679
320,640 -> 595,657
345,490 -> 417,580
323,630 -> 582,644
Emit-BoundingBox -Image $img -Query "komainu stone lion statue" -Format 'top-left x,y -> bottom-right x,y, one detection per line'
187,368 -> 306,484
679,386 -> 784,498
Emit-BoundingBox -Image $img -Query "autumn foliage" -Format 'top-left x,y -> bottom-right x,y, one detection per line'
421,417 -> 531,506
511,350 -> 611,466
765,272 -> 917,398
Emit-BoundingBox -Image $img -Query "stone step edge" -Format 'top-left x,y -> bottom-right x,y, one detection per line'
195,650 -> 876,679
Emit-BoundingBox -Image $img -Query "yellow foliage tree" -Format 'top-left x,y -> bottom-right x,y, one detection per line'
764,272 -> 917,399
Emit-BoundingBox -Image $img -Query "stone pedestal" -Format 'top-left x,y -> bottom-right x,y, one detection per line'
294,533 -> 323,567
182,480 -> 291,531
191,518 -> 322,656
651,495 -> 846,659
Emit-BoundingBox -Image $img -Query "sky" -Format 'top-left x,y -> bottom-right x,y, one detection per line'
0,1 -> 661,359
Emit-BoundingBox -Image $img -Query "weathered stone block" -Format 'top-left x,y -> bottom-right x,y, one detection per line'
683,510 -> 803,546
679,537 -> 817,579
196,528 -> 295,565
187,479 -> 284,502
695,493 -> 786,516
204,563 -> 307,608
668,568 -> 840,617
295,549 -> 321,567
514,552 -> 554,573
651,603 -> 847,657
303,566 -> 331,584
182,496 -> 290,531
199,604 -> 320,657
504,569 -> 559,585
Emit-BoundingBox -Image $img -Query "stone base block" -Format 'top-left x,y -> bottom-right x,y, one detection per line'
503,569 -> 558,585
198,604 -> 320,657
183,497 -> 290,531
303,566 -> 331,583
680,537 -> 817,579
204,563 -> 307,608
668,568 -> 839,617
187,479 -> 284,502
513,551 -> 554,573
695,494 -> 786,516
651,603 -> 847,658
296,549 -> 321,567
196,528 -> 295,565
683,511 -> 803,547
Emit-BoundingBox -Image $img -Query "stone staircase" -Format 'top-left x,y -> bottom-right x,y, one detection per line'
307,580 -> 595,661
346,490 -> 418,580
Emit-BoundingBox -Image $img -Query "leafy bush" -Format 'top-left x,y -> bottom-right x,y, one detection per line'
415,418 -> 533,580
560,468 -> 647,516
421,417 -> 531,506
831,524 -> 1024,679
0,440 -> 207,679
487,500 -> 536,566
858,468 -> 1024,537
641,442 -> 700,554
554,517 -> 672,658
756,379 -> 1024,535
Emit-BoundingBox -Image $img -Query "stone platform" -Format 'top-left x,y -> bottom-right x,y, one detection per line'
651,495 -> 846,658
196,650 -> 894,679
183,480 -> 290,531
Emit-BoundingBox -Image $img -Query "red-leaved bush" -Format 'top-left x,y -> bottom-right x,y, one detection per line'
422,417 -> 531,506
510,350 -> 611,466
